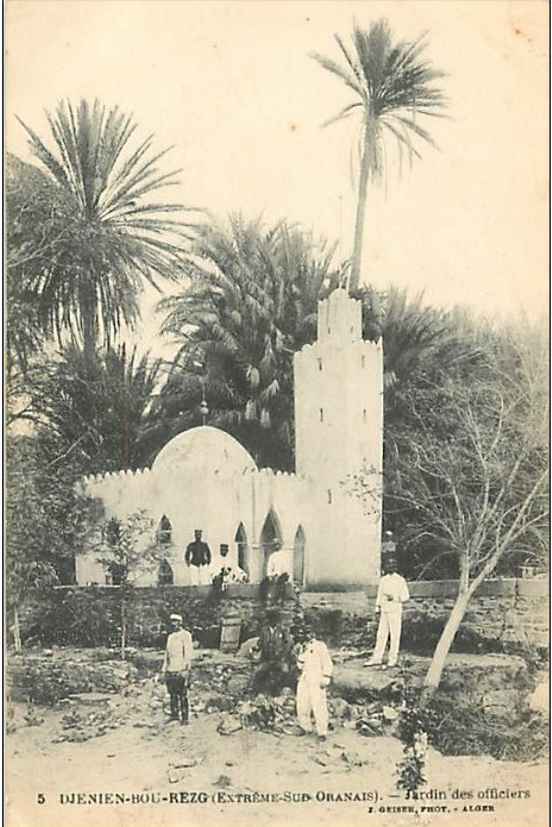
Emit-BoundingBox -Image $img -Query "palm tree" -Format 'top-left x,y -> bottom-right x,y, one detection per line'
33,342 -> 162,474
149,214 -> 341,469
311,19 -> 447,292
16,99 -> 197,358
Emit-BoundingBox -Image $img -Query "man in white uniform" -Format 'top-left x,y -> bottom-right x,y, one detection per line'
296,625 -> 333,742
366,556 -> 409,669
161,613 -> 193,723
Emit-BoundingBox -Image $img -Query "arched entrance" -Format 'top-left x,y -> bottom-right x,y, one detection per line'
260,509 -> 283,578
293,525 -> 306,587
234,522 -> 249,576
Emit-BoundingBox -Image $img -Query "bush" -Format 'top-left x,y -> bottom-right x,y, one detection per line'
395,683 -> 548,765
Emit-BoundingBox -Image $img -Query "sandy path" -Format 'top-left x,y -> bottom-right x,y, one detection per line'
6,702 -> 548,827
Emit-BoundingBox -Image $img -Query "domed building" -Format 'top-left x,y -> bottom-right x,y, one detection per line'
77,289 -> 384,589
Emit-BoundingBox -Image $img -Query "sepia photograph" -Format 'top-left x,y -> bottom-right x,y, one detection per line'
4,2 -> 549,826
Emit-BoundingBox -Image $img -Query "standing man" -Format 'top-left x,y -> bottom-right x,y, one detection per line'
185,529 -> 212,586
296,624 -> 333,742
252,609 -> 293,695
366,556 -> 409,670
161,613 -> 193,724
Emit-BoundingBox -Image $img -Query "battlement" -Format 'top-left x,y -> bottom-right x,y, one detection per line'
82,466 -> 153,488
316,287 -> 362,344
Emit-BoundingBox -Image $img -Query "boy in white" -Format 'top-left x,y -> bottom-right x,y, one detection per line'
367,557 -> 409,669
296,625 -> 333,742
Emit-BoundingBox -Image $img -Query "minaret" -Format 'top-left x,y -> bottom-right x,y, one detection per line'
294,288 -> 383,585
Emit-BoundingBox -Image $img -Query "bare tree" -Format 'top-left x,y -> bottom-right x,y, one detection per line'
392,370 -> 548,692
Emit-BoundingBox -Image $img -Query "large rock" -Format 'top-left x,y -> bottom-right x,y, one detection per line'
331,653 -> 532,711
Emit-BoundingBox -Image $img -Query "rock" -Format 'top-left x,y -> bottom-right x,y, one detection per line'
67,693 -> 114,706
217,715 -> 242,736
382,705 -> 399,721
238,637 -> 260,658
529,680 -> 549,715
330,698 -> 351,719
341,750 -> 364,768
173,757 -> 199,769
213,775 -> 232,788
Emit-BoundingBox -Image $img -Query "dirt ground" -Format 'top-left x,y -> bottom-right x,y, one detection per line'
6,670 -> 549,827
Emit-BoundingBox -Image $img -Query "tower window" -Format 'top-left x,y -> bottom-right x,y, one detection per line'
317,358 -> 323,371
363,409 -> 367,423
350,325 -> 354,333
319,408 -> 324,422
361,355 -> 366,368
327,489 -> 332,504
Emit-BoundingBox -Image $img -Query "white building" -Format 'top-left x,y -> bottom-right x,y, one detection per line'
76,289 -> 384,589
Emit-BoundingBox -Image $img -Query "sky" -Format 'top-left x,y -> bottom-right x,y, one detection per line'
6,0 -> 549,358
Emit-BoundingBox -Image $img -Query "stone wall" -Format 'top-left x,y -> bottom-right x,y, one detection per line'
19,578 -> 547,652
301,578 -> 548,650
21,584 -> 300,650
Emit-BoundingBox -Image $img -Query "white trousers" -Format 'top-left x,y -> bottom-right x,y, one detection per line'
296,677 -> 328,736
188,565 -> 210,586
370,610 -> 402,666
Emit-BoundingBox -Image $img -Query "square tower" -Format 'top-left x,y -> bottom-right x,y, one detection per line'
294,288 -> 383,586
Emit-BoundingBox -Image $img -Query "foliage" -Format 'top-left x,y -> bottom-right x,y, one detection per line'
93,510 -> 163,659
422,693 -> 548,762
5,433 -> 96,602
17,342 -> 161,474
149,214 -> 342,469
152,213 -> 473,472
396,686 -> 433,792
15,99 -> 197,355
94,510 -> 160,584
386,327 -> 548,688
312,19 -> 447,290
5,153 -> 70,375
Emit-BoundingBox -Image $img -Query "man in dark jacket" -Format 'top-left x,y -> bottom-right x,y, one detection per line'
251,609 -> 293,696
185,529 -> 212,586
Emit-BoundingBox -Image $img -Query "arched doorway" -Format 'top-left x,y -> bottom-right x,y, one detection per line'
293,525 -> 306,587
234,522 -> 249,577
260,509 -> 283,578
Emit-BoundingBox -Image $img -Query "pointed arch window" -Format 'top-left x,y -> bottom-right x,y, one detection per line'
158,559 -> 174,586
157,515 -> 172,547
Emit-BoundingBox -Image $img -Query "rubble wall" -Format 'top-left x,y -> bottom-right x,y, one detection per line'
20,579 -> 547,652
300,579 -> 548,650
21,585 -> 301,649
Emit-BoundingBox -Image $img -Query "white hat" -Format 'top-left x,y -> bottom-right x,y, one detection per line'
170,613 -> 183,622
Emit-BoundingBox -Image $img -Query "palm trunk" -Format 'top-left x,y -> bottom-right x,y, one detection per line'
121,595 -> 126,661
349,116 -> 377,294
13,608 -> 22,654
79,281 -> 97,362
423,589 -> 470,694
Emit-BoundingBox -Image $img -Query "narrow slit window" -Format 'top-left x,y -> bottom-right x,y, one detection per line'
319,408 -> 324,422
317,358 -> 323,371
361,355 -> 366,368
363,409 -> 367,423
327,489 -> 332,504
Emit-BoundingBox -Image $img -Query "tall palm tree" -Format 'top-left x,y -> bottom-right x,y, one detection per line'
311,19 -> 447,292
17,99 -> 197,358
